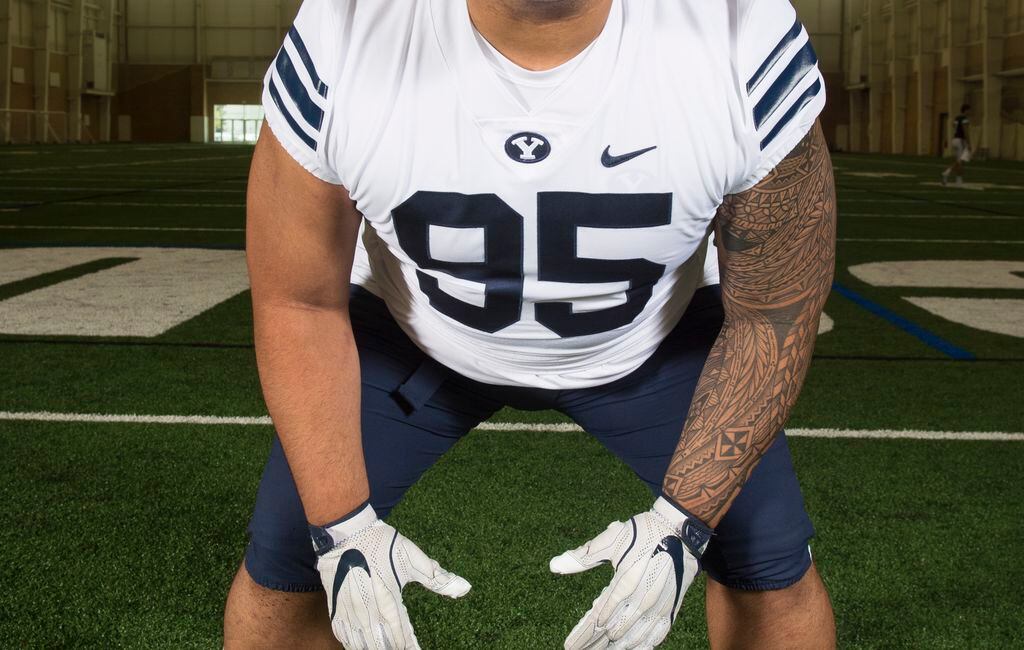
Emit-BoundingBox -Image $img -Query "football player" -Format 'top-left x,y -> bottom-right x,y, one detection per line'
942,103 -> 971,186
225,0 -> 837,648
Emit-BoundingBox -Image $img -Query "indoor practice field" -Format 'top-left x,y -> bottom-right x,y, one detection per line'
0,144 -> 1022,648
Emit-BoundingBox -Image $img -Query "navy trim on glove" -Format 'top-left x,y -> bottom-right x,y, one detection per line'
309,500 -> 372,556
658,492 -> 714,557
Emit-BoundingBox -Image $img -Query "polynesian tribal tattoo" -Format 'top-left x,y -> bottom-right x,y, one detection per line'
663,123 -> 836,527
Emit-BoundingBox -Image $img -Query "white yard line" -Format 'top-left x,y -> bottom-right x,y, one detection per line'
0,175 -> 248,181
838,198 -> 918,203
832,156 -> 1024,177
64,201 -> 244,208
0,186 -> 243,193
0,225 -> 243,232
0,200 -> 239,207
1,227 -> 1017,241
839,198 -> 1024,203
0,410 -> 1020,441
837,237 -> 1024,244
841,213 -> 1020,220
0,155 -> 250,175
0,411 -> 272,426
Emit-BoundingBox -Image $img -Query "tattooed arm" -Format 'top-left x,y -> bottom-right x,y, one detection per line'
662,123 -> 836,527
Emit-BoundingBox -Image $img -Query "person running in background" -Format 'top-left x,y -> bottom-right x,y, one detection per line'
942,104 -> 971,186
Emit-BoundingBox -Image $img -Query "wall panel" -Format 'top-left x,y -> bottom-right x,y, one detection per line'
9,46 -> 34,111
839,0 -> 1024,159
113,64 -> 195,141
905,72 -> 919,154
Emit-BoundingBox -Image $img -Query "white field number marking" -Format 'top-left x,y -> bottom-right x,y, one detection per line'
903,298 -> 1024,339
0,246 -> 833,338
818,313 -> 834,334
849,261 -> 1024,289
0,247 -> 248,337
851,260 -> 1024,338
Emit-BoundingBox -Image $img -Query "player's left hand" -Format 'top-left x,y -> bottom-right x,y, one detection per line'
550,497 -> 712,649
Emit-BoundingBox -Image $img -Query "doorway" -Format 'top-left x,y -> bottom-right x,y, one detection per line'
213,104 -> 264,143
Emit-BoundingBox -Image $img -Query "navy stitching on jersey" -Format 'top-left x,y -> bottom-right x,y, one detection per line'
275,48 -> 325,131
746,17 -> 802,94
268,79 -> 318,150
753,41 -> 818,129
758,78 -> 822,150
287,26 -> 329,98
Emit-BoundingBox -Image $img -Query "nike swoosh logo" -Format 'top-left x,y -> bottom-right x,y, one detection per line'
601,145 -> 657,168
653,536 -> 686,621
330,549 -> 371,621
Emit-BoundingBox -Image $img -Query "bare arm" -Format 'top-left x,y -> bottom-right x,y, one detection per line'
246,121 -> 367,525
662,123 -> 836,527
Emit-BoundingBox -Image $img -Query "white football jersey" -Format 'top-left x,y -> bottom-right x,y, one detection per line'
262,0 -> 825,388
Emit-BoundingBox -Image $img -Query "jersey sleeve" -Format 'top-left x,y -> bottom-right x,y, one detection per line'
728,0 -> 826,194
261,0 -> 344,185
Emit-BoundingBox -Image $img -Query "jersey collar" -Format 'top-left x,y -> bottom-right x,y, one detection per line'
428,0 -> 642,124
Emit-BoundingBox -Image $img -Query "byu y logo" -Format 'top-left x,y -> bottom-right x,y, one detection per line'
505,132 -> 550,163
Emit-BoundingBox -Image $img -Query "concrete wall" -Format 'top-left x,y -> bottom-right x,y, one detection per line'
10,0 -> 1018,157
121,0 -> 293,142
1,0 -> 116,143
111,62 -> 197,141
840,0 -> 1024,160
792,0 -> 846,149
0,0 -> 284,143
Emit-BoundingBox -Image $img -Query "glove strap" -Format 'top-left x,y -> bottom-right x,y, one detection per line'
653,496 -> 713,558
308,501 -> 377,556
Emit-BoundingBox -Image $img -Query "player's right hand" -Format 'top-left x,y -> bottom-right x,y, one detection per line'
310,502 -> 471,649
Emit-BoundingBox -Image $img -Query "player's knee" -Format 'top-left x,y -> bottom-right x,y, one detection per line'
706,563 -> 835,650
225,562 -> 336,649
706,559 -> 832,627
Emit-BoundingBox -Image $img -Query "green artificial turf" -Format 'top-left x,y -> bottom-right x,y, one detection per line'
1,422 -> 1022,648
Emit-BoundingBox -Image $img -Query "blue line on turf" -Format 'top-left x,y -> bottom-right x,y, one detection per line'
831,282 -> 975,360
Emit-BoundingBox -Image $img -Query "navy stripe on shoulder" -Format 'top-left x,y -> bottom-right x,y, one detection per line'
759,77 -> 822,150
288,26 -> 329,98
275,48 -> 325,131
753,41 -> 817,129
746,17 -> 803,94
268,79 -> 318,151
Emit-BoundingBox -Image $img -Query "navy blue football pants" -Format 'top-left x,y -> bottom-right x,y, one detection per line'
244,285 -> 815,592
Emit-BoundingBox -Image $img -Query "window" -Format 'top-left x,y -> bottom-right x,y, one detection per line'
48,6 -> 69,53
936,0 -> 949,49
1008,0 -> 1024,34
11,0 -> 33,47
212,104 -> 264,143
908,7 -> 919,54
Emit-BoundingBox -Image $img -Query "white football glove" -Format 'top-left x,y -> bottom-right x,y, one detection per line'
550,497 -> 712,650
310,503 -> 471,650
